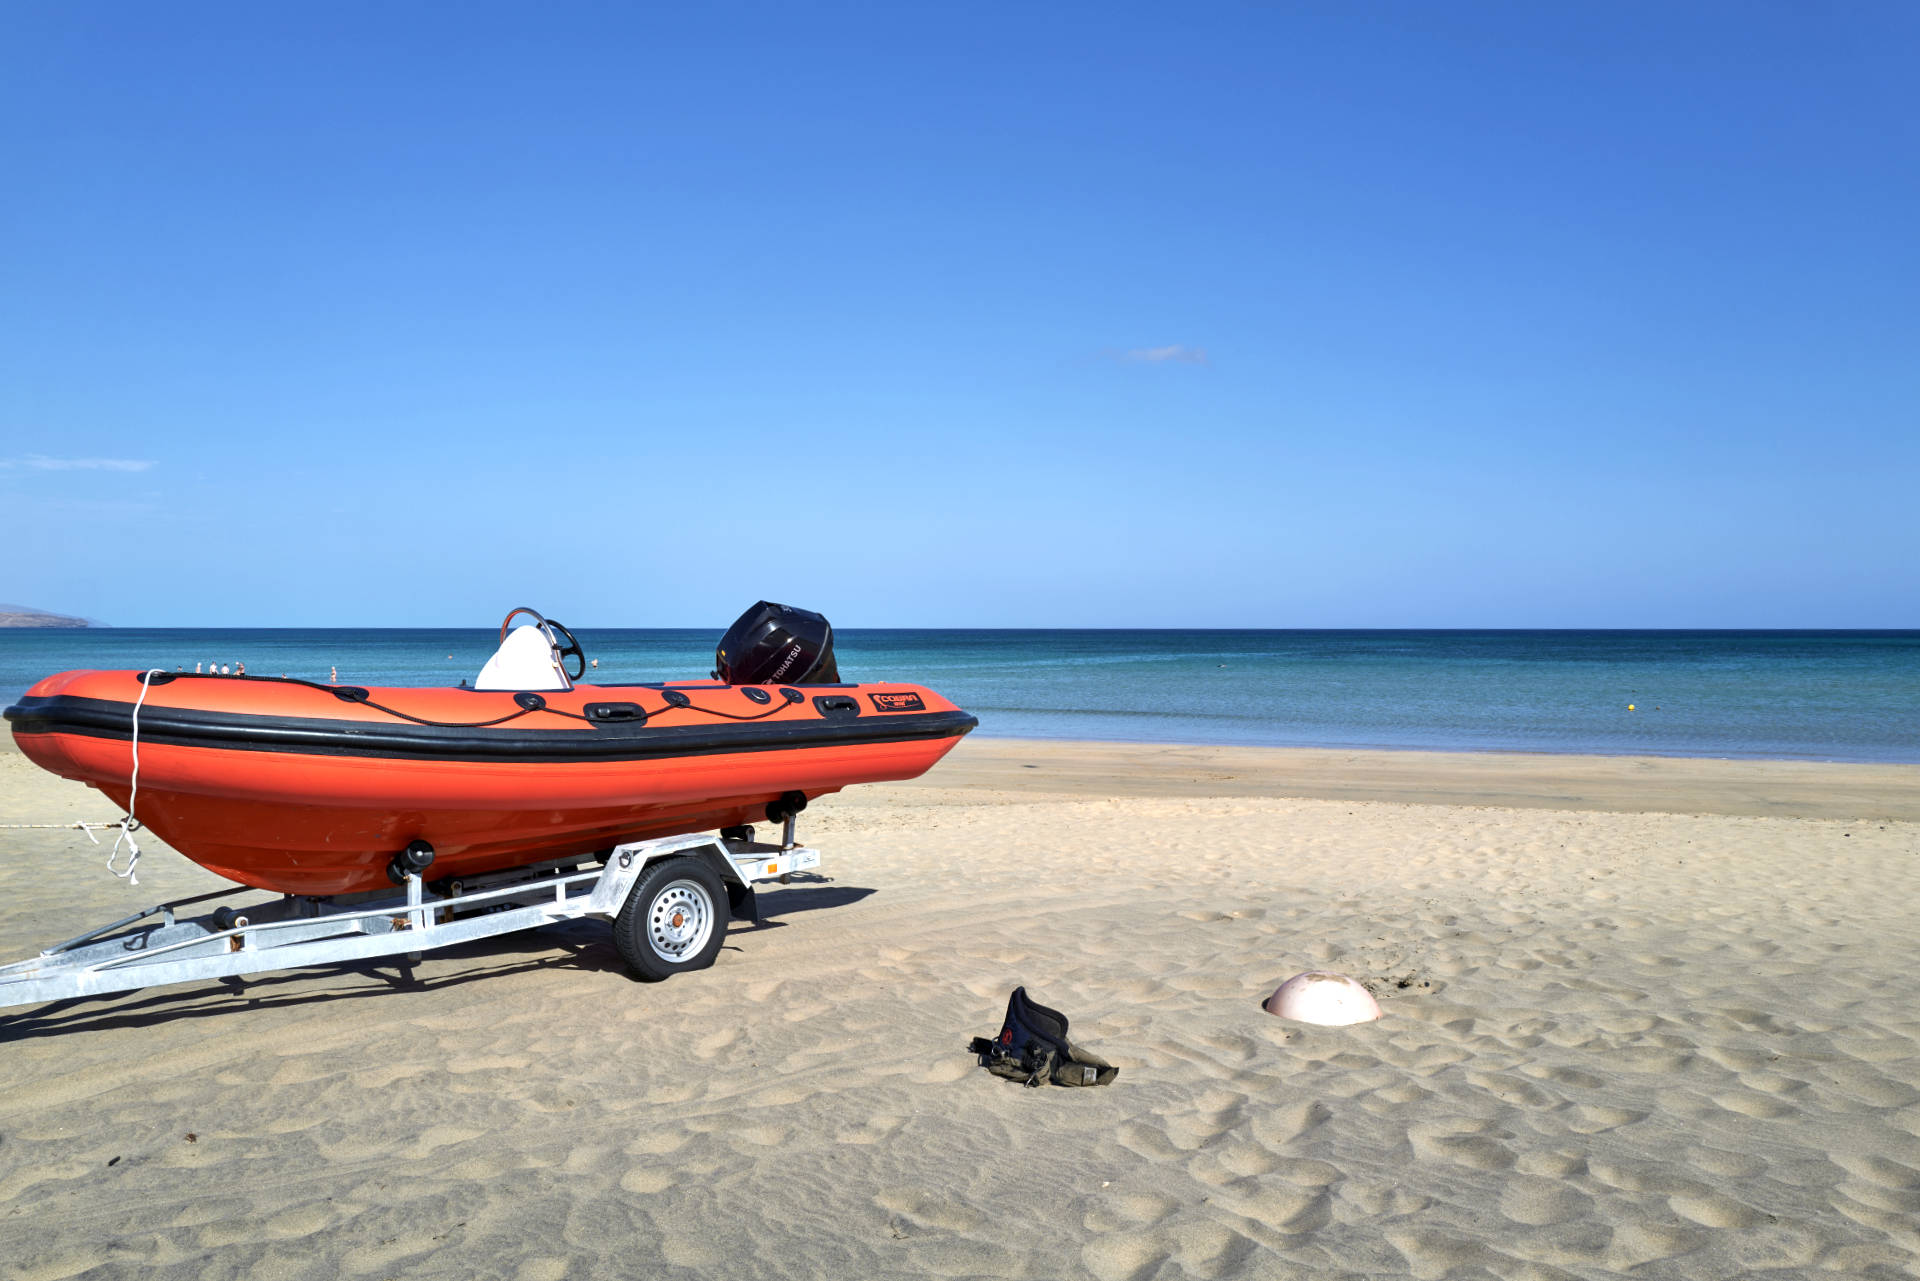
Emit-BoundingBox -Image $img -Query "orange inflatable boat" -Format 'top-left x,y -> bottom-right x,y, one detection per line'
4,605 -> 976,896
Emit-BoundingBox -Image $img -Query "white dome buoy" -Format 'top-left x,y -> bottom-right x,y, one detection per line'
1264,972 -> 1382,1025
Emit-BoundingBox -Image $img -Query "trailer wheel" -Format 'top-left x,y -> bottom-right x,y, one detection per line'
613,856 -> 730,982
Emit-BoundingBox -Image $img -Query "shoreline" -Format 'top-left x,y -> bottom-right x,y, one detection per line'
884,734 -> 1920,821
13,724 -> 1916,822
967,729 -> 1920,769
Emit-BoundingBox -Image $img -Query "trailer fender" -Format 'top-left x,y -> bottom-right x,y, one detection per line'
585,835 -> 733,917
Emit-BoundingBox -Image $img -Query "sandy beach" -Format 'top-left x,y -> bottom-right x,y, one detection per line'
3,730 -> 1918,1279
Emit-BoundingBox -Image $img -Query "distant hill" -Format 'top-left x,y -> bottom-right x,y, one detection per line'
0,603 -> 97,628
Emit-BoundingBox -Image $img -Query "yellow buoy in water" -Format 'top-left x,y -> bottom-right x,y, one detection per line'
1627,704 -> 1635,711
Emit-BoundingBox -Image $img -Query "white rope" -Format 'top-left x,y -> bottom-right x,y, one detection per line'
0,821 -> 130,835
104,669 -> 162,887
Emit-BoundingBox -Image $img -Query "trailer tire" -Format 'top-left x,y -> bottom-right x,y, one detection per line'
613,856 -> 730,982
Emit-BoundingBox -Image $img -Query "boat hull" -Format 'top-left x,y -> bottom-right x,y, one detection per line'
7,671 -> 976,895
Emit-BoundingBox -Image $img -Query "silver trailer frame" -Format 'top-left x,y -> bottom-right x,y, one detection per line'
0,831 -> 821,1013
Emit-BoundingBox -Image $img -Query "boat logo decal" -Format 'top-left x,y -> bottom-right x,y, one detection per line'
868,692 -> 926,713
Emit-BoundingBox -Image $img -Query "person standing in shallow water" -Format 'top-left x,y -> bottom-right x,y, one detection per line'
330,665 -> 338,682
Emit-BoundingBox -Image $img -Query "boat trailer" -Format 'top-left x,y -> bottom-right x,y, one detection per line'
0,830 -> 820,1013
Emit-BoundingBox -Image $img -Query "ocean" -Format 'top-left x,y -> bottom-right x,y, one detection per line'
3,629 -> 1917,763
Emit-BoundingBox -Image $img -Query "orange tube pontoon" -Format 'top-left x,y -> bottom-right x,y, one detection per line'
6,668 -> 976,896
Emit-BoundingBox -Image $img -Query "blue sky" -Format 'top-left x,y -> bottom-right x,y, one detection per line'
3,2 -> 1914,627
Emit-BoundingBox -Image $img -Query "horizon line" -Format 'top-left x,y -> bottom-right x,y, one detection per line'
14,624 -> 1920,634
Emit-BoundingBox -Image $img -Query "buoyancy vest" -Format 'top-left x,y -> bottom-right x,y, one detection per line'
969,986 -> 1119,1087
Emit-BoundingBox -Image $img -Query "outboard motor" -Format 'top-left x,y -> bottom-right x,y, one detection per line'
713,601 -> 840,685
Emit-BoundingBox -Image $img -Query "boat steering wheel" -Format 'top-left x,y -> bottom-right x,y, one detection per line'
499,607 -> 588,681
546,619 -> 586,680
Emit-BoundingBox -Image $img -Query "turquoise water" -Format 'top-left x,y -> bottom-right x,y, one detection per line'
4,629 -> 1917,763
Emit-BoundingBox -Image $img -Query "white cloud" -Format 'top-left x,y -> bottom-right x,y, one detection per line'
0,454 -> 158,472
1119,345 -> 1209,365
